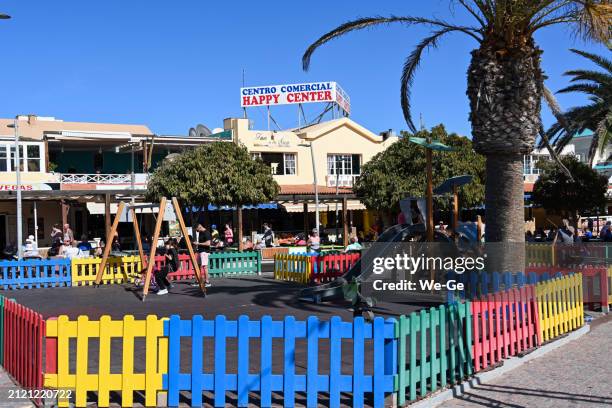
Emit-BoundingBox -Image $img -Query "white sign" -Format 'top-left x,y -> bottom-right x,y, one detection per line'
241,81 -> 350,114
0,183 -> 53,191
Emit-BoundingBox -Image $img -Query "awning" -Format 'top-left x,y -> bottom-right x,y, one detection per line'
187,203 -> 278,212
281,199 -> 366,213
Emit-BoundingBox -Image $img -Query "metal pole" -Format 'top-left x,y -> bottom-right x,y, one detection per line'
267,105 -> 270,131
14,118 -> 23,259
130,144 -> 135,203
310,143 -> 319,232
33,201 -> 38,247
426,148 -> 433,242
335,159 -> 339,243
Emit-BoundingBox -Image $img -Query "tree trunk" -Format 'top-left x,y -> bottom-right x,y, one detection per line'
467,40 -> 543,271
237,206 -> 244,251
483,154 -> 526,271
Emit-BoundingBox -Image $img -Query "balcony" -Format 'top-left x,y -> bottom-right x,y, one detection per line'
326,174 -> 358,188
60,173 -> 148,190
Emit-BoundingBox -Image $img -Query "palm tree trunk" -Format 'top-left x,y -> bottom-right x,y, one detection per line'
483,153 -> 526,271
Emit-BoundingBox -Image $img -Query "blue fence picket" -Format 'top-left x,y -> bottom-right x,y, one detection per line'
0,258 -> 71,289
163,314 -> 397,408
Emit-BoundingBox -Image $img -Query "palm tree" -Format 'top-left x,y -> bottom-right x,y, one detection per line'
302,1 -> 610,270
541,49 -> 612,164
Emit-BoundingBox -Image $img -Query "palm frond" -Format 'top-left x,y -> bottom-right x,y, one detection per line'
570,48 -> 612,73
565,71 -> 612,88
595,112 -> 612,158
400,28 -> 464,132
456,0 -> 487,28
557,83 -> 606,97
302,16 -> 481,71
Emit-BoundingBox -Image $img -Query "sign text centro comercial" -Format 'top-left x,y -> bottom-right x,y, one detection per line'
240,81 -> 350,114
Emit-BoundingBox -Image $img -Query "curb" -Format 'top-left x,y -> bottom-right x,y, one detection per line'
409,325 -> 590,408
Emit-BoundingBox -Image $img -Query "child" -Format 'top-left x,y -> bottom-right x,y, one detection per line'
156,239 -> 178,295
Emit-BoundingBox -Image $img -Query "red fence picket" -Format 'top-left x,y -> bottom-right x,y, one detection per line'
2,298 -> 44,405
471,285 -> 540,372
526,264 -> 610,312
153,254 -> 198,281
311,253 -> 361,283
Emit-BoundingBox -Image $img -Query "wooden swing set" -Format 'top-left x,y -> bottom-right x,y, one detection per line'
94,197 -> 206,300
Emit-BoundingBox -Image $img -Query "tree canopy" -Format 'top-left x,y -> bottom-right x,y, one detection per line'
532,155 -> 608,218
146,142 -> 280,207
353,125 -> 485,212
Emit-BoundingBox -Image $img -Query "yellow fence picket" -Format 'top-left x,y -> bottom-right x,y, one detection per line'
71,256 -> 142,286
536,273 -> 584,342
44,315 -> 167,407
273,254 -> 312,284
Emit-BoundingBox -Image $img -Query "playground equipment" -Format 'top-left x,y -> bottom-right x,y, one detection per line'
95,197 -> 205,300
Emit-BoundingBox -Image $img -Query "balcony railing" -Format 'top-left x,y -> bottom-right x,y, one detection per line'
326,174 -> 358,188
60,173 -> 148,186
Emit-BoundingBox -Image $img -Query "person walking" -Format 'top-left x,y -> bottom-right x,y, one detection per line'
193,224 -> 212,288
156,239 -> 178,295
308,229 -> 321,254
224,224 -> 234,247
262,223 -> 274,247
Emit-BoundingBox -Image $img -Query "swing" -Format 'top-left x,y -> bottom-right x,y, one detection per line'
95,197 -> 205,300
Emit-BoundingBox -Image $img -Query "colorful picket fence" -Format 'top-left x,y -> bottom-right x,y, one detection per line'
274,252 -> 360,284
153,251 -> 261,281
273,253 -> 313,284
44,314 -> 167,408
526,243 -> 555,265
526,264 -> 610,312
0,295 -> 45,405
311,252 -> 360,283
164,314 -> 397,408
71,256 -> 142,286
0,258 -> 71,289
396,302 -> 472,405
471,285 -> 540,372
536,274 -> 584,342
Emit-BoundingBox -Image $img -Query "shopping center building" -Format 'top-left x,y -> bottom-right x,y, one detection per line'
0,112 -> 397,249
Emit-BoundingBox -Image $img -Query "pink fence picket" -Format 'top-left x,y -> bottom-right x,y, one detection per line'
471,285 -> 540,372
311,252 -> 360,283
2,297 -> 45,405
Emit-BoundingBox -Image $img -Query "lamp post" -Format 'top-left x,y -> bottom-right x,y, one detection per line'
299,142 -> 319,232
7,118 -> 23,258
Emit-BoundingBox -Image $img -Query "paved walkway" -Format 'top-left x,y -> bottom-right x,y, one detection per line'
0,367 -> 31,407
439,318 -> 612,408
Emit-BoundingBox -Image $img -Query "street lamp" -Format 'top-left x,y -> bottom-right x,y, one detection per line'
7,118 -> 23,259
298,142 -> 319,233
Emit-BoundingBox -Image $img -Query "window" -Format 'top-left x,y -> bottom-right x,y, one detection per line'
327,154 -> 361,176
283,153 -> 296,175
0,142 -> 44,173
252,152 -> 296,175
0,145 -> 6,171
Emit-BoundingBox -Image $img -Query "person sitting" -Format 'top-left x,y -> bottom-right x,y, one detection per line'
344,236 -> 363,253
63,240 -> 84,259
77,234 -> 92,253
243,238 -> 254,251
23,236 -> 41,259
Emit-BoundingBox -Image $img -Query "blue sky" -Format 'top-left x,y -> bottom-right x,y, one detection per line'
0,1 -> 607,137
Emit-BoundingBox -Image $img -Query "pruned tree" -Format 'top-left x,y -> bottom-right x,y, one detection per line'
532,155 -> 608,225
146,142 -> 280,249
354,125 -> 485,214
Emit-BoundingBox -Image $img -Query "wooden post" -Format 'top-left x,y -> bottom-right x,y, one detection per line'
104,193 -> 111,238
237,206 -> 243,251
131,207 -> 147,271
476,215 -> 483,242
452,184 -> 459,231
172,197 -> 204,295
61,200 -> 69,228
142,198 -> 167,299
426,148 -> 434,241
95,201 -> 125,285
342,197 -> 349,247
